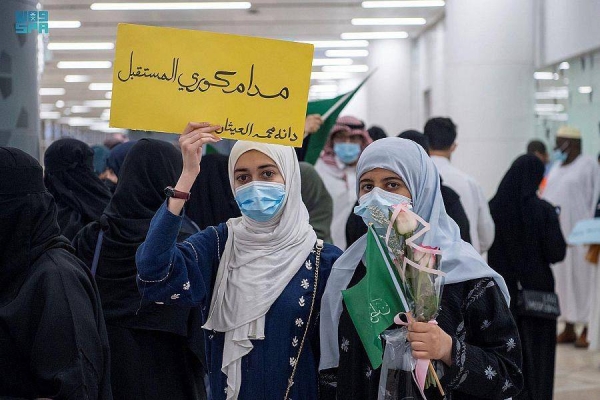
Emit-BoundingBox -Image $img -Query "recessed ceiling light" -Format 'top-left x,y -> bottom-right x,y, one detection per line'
559,62 -> 570,70
535,104 -> 564,112
303,40 -> 369,48
39,88 -> 66,95
533,72 -> 555,80
362,1 -> 445,8
325,49 -> 369,57
83,100 -> 112,108
310,84 -> 339,92
60,117 -> 99,126
90,2 -> 251,10
351,18 -> 426,26
47,21 -> 81,28
48,42 -> 114,50
64,75 -> 91,82
311,72 -> 352,80
313,58 -> 353,66
71,106 -> 92,113
322,65 -> 369,73
57,61 -> 112,69
40,111 -> 61,120
55,100 -> 65,108
341,31 -> 408,40
578,86 -> 593,94
89,83 -> 113,91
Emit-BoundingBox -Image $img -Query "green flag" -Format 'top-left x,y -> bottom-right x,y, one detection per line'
342,225 -> 410,369
304,74 -> 372,165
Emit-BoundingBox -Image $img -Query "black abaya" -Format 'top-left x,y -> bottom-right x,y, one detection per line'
44,138 -> 112,240
73,139 -> 206,400
186,153 -> 241,230
488,154 -> 566,400
0,147 -> 112,399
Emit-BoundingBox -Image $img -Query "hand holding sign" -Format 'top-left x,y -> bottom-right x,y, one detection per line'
110,24 -> 314,147
179,122 -> 222,178
167,122 -> 221,217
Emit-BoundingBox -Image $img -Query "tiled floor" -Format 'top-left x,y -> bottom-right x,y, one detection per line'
555,344 -> 600,400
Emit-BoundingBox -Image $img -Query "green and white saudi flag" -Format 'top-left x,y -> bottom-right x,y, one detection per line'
303,73 -> 373,165
342,225 -> 410,369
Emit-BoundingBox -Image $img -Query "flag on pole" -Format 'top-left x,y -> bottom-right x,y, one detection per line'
342,225 -> 409,369
304,73 -> 373,165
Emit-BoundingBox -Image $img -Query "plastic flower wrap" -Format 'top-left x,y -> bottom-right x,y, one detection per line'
368,201 -> 446,399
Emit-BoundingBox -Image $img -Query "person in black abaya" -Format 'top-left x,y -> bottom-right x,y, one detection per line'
488,154 -> 566,400
72,139 -> 206,400
187,153 -> 241,230
98,140 -> 137,193
44,138 -> 112,240
0,147 -> 112,400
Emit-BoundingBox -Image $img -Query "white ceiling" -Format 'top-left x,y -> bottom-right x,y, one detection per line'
39,0 -> 445,131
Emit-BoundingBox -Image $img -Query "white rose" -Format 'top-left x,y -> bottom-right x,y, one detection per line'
394,209 -> 418,235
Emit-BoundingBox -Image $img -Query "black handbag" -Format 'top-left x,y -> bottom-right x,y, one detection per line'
516,287 -> 560,319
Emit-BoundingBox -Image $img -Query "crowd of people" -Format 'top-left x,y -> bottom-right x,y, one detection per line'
1,114 -> 599,400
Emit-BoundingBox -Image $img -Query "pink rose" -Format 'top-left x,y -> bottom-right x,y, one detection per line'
413,247 -> 437,270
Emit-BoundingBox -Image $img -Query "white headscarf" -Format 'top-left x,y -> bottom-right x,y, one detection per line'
319,137 -> 509,370
203,141 -> 317,399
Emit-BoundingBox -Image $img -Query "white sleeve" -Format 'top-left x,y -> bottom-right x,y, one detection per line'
475,183 -> 495,253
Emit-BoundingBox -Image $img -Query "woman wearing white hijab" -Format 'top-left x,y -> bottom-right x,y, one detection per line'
319,138 -> 522,399
136,122 -> 342,400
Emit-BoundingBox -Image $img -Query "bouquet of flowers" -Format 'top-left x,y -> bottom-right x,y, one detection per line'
368,201 -> 446,399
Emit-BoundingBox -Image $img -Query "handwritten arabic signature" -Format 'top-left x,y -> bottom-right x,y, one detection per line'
369,298 -> 391,324
215,117 -> 298,143
117,51 -> 290,100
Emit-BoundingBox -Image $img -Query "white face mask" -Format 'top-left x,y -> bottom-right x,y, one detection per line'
353,187 -> 411,228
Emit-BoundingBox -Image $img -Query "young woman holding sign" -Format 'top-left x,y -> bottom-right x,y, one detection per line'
136,122 -> 342,400
319,138 -> 523,400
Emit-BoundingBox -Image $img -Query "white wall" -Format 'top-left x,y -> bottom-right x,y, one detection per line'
542,0 -> 600,66
411,20 -> 447,132
445,0 -> 536,199
365,39 -> 414,136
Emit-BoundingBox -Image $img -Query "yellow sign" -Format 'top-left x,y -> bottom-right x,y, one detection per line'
110,24 -> 314,147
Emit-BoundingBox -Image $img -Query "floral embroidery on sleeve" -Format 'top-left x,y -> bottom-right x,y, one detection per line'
502,379 -> 513,392
506,338 -> 516,352
484,366 -> 497,380
341,337 -> 350,352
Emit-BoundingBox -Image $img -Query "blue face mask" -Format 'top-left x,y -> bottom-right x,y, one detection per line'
334,142 -> 361,164
354,187 -> 412,228
235,181 -> 286,222
551,141 -> 570,164
550,148 -> 568,164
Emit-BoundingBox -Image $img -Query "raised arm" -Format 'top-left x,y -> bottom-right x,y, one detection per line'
135,121 -> 225,306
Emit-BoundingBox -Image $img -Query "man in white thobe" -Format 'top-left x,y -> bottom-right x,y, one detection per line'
543,126 -> 600,347
424,117 -> 495,254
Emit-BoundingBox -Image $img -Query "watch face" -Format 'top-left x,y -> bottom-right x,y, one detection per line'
164,187 -> 174,197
